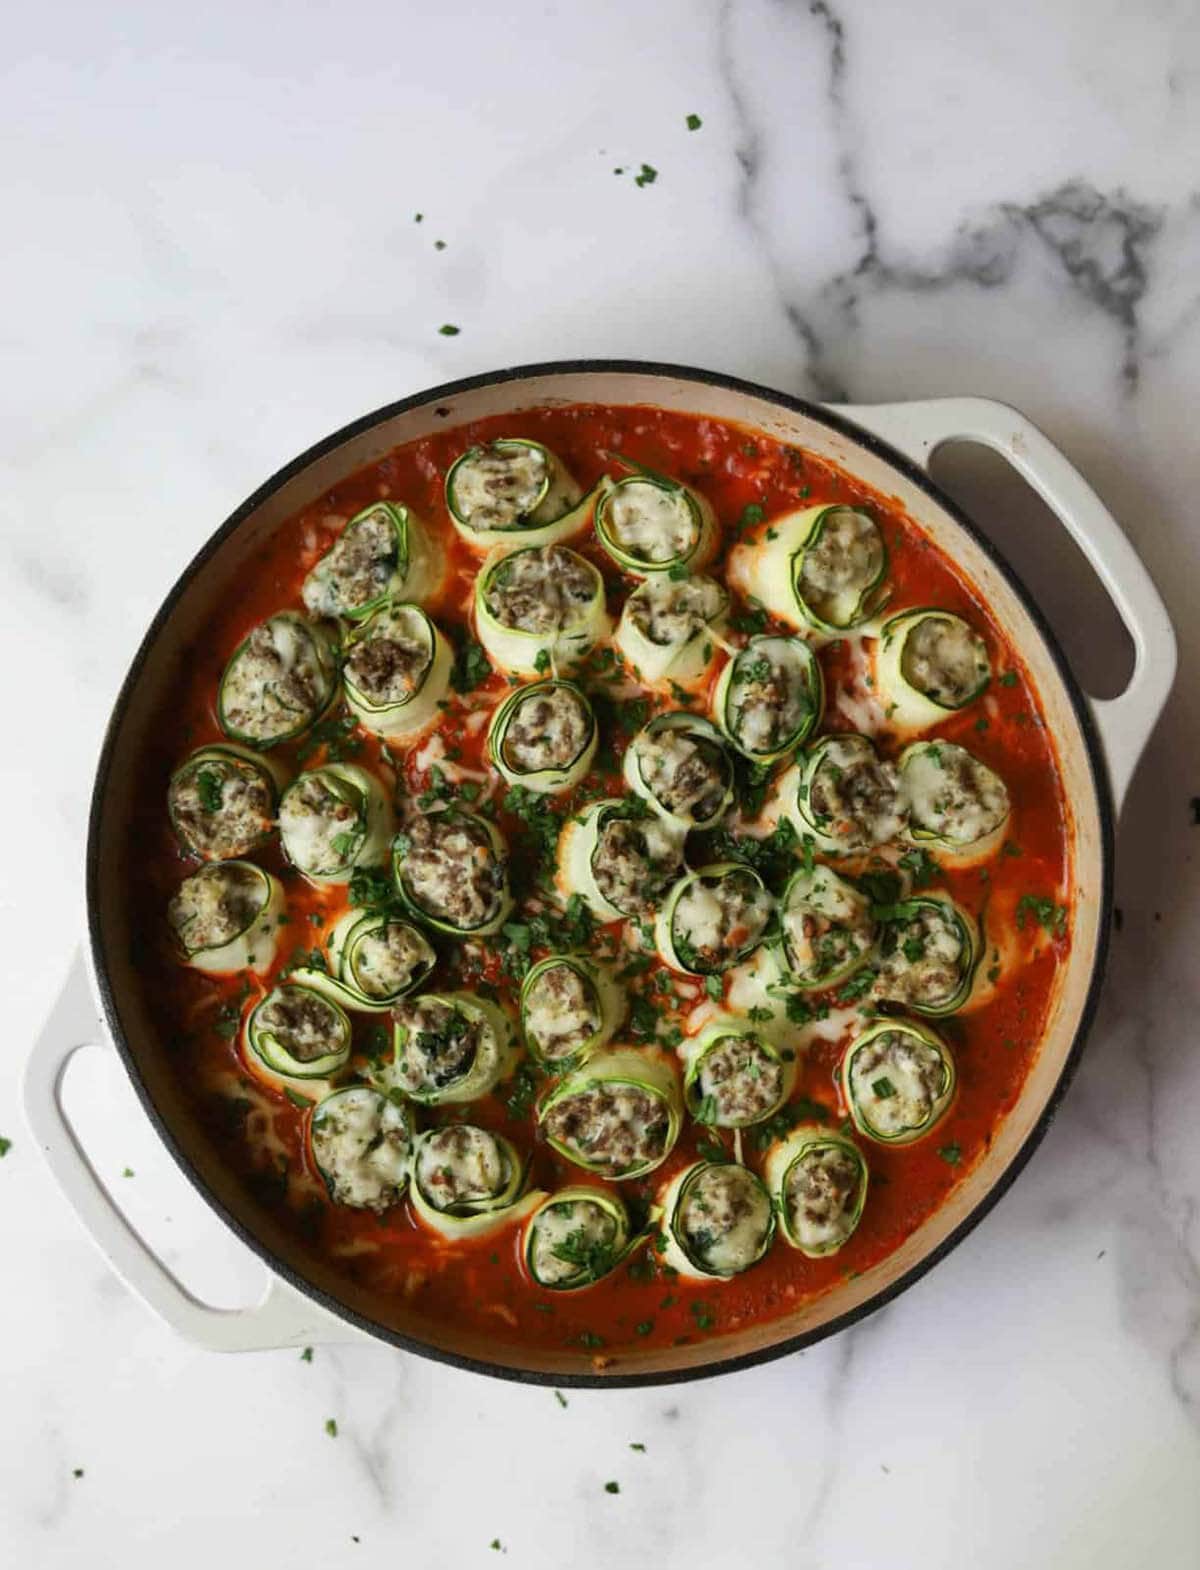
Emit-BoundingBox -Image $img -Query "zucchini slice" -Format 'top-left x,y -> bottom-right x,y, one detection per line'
841,1016 -> 956,1145
167,742 -> 287,861
594,467 -> 717,578
486,679 -> 597,795
378,991 -> 518,1106
278,763 -> 394,885
475,544 -> 609,677
309,1086 -> 415,1213
290,909 -> 436,1013
899,741 -> 1011,861
445,438 -> 594,551
778,862 -> 877,991
555,799 -> 685,922
393,808 -> 513,936
342,602 -> 453,739
301,501 -> 439,620
519,954 -> 625,1070
522,1187 -> 633,1291
733,504 -> 888,637
681,1022 -> 796,1128
764,1124 -> 868,1257
872,892 -> 981,1016
875,607 -> 991,731
656,1161 -> 775,1279
410,1124 -> 542,1240
167,860 -> 285,975
614,574 -> 729,688
654,863 -> 774,976
217,612 -> 339,749
712,634 -> 823,762
623,712 -> 734,831
246,982 -> 353,1081
539,1049 -> 683,1180
782,733 -> 906,853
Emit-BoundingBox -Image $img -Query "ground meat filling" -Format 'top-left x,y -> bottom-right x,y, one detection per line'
257,986 -> 345,1063
904,743 -> 1009,845
784,1144 -> 864,1251
310,1091 -> 411,1214
400,812 -> 505,929
501,685 -> 591,773
221,616 -> 330,743
627,575 -> 724,646
528,1199 -> 619,1286
695,1035 -> 783,1125
452,443 -> 549,531
392,998 -> 483,1094
168,862 -> 265,954
849,1029 -> 947,1137
591,813 -> 683,916
344,606 -> 431,706
901,615 -> 989,706
484,546 -> 596,634
677,1165 -> 772,1273
874,903 -> 967,1009
544,1084 -> 670,1177
782,870 -> 874,983
169,756 -> 274,860
639,730 -> 728,822
604,480 -> 697,563
672,872 -> 771,972
524,963 -> 602,1062
352,922 -> 431,999
280,773 -> 364,875
798,508 -> 883,620
728,641 -> 814,754
303,509 -> 398,618
809,736 -> 906,849
416,1125 -> 511,1210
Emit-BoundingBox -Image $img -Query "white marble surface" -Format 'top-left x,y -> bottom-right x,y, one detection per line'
4,0 -> 1200,1563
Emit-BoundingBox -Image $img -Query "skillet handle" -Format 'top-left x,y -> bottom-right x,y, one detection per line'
827,395 -> 1176,811
23,953 -> 359,1352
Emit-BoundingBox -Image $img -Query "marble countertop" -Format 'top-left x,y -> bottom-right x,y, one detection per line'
4,0 -> 1199,1563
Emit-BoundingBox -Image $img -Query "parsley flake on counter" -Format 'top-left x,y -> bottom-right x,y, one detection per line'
686,113 -> 702,130
325,1418 -> 338,1438
438,323 -> 461,336
554,1390 -> 568,1408
0,1136 -> 12,1158
604,1480 -> 621,1494
634,163 -> 658,187
300,1346 -> 313,1363
630,1441 -> 647,1452
121,1167 -> 134,1178
72,1468 -> 84,1479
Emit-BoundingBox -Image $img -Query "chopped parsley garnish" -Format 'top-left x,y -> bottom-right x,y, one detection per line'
871,1076 -> 897,1099
195,768 -> 224,813
998,671 -> 1018,687
551,1226 -> 617,1279
737,502 -> 766,535
1016,894 -> 1068,938
534,648 -> 551,674
690,1300 -> 716,1330
296,712 -> 362,764
704,974 -> 723,1001
452,637 -> 492,693
505,1058 -> 545,1120
897,847 -> 940,887
937,1142 -> 962,1166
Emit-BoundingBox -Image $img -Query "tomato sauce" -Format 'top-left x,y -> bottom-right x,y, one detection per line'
126,404 -> 1071,1362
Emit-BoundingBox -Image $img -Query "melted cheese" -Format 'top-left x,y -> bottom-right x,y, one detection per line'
604,481 -> 696,563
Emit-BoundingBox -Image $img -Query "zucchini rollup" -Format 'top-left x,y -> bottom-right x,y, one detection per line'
290,910 -> 435,1012
445,438 -> 593,551
614,574 -> 729,688
876,608 -> 990,730
380,991 -> 518,1106
520,955 -> 625,1069
217,612 -> 338,749
623,713 -> 733,831
779,862 -> 877,990
539,1049 -> 683,1180
394,809 -> 513,936
475,544 -> 609,677
301,501 -> 438,620
246,982 -> 352,1081
594,468 -> 717,577
733,504 -> 887,636
782,733 -> 906,853
899,741 -> 1011,860
712,635 -> 823,762
411,1124 -> 541,1240
555,799 -> 685,922
872,893 -> 981,1016
167,743 -> 286,861
764,1125 -> 868,1257
342,602 -> 452,740
657,1161 -> 775,1279
309,1086 -> 414,1213
278,763 -> 393,885
841,1017 -> 956,1145
522,1187 -> 632,1291
486,679 -> 597,795
655,864 -> 773,976
167,860 -> 285,975
682,1023 -> 795,1128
